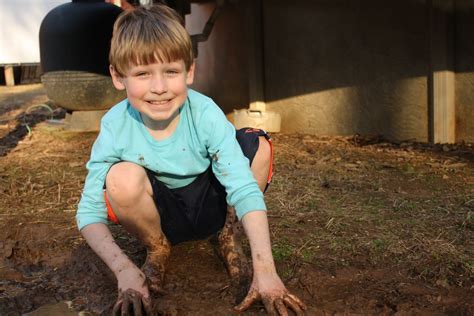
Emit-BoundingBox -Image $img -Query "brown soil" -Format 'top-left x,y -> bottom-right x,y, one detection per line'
0,85 -> 473,315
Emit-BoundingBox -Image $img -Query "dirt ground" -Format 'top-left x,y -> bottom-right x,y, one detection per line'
0,84 -> 473,315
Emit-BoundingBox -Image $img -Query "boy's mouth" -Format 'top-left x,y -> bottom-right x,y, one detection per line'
147,99 -> 172,106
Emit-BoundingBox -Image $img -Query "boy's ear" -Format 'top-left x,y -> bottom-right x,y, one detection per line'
186,62 -> 195,85
110,65 -> 126,90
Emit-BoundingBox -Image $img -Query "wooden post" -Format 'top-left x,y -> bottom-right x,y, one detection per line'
429,0 -> 455,143
4,65 -> 15,86
245,0 -> 266,112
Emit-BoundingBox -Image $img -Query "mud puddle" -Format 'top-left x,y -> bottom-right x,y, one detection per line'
24,301 -> 89,316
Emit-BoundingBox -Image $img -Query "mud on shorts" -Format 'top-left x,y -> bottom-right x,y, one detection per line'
104,128 -> 273,245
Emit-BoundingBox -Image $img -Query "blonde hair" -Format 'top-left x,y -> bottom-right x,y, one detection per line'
109,5 -> 193,76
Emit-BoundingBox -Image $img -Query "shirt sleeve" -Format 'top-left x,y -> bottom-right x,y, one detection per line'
76,121 -> 121,230
203,103 -> 267,219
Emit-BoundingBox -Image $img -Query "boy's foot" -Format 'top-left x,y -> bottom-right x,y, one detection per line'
210,207 -> 252,304
142,257 -> 166,296
141,243 -> 170,296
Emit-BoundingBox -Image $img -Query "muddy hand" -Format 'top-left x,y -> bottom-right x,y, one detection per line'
235,285 -> 306,316
113,288 -> 154,316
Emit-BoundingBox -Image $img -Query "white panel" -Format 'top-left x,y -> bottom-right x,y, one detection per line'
0,0 -> 70,64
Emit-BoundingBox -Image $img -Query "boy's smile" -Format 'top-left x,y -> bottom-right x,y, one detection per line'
111,60 -> 195,130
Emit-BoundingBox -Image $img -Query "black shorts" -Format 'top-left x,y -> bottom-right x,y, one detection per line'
106,128 -> 273,245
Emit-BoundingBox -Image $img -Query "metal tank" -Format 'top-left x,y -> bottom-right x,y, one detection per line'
39,0 -> 125,130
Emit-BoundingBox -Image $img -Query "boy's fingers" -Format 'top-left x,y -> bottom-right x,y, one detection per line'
287,293 -> 307,310
274,299 -> 288,316
131,292 -> 143,316
261,297 -> 277,316
142,296 -> 153,315
121,295 -> 131,316
234,288 -> 258,312
283,296 -> 304,316
112,299 -> 122,316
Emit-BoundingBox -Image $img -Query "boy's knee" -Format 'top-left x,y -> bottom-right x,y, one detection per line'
106,162 -> 152,203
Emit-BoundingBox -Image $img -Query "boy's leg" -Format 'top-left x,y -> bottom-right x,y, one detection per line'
213,134 -> 272,302
210,205 -> 252,303
106,161 -> 171,295
250,136 -> 272,192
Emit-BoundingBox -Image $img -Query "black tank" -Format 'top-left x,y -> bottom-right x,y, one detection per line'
39,0 -> 123,76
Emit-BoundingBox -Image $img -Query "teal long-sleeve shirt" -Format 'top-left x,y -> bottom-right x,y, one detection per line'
76,89 -> 266,230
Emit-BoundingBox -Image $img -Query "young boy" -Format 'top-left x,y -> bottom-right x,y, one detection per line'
76,4 -> 306,315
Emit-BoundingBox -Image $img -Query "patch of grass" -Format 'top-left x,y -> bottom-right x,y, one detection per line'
462,259 -> 474,277
458,210 -> 473,231
272,243 -> 294,261
391,198 -> 419,213
398,164 -> 416,174
328,238 -> 353,253
302,198 -> 321,211
301,248 -> 316,263
371,238 -> 389,251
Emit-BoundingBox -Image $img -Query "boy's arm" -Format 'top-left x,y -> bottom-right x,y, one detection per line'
197,100 -> 304,312
200,104 -> 266,220
77,115 -> 152,312
236,210 -> 306,315
81,223 -> 150,298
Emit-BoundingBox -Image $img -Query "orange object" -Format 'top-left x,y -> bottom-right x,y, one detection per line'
104,190 -> 119,224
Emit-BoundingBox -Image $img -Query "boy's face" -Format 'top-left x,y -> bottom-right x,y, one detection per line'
110,59 -> 195,124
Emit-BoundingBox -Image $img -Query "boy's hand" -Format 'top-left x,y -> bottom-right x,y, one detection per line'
80,224 -> 155,314
113,265 -> 153,315
239,211 -> 307,315
113,288 -> 153,316
234,272 -> 306,315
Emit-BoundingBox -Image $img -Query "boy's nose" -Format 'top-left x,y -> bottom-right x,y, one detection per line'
150,76 -> 167,94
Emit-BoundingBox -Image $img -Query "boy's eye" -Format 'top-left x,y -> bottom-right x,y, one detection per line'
129,69 -> 149,77
166,69 -> 179,75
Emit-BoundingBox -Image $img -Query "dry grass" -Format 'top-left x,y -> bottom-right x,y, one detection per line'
1,121 -> 472,289
1,87 -> 473,314
266,134 -> 473,287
